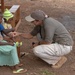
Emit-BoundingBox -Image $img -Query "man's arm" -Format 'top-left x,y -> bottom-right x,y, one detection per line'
32,40 -> 51,48
39,40 -> 51,44
12,32 -> 34,39
20,33 -> 34,39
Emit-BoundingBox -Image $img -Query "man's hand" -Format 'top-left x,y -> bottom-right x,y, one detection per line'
32,42 -> 39,48
39,41 -> 50,44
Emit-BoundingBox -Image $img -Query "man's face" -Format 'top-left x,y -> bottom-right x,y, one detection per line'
31,20 -> 42,26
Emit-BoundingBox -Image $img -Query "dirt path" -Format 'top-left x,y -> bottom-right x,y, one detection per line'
0,0 -> 75,75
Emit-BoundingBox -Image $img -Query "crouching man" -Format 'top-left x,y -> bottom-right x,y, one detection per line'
13,10 -> 73,69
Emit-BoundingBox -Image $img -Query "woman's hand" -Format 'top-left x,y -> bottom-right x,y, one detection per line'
8,42 -> 14,46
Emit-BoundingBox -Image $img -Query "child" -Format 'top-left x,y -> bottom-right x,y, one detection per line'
0,13 -> 26,73
3,9 -> 13,29
3,9 -> 22,57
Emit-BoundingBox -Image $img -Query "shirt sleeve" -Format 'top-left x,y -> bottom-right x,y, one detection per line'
0,24 -> 4,32
44,21 -> 56,43
30,25 -> 41,36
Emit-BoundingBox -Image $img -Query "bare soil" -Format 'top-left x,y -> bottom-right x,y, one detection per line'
0,0 -> 75,75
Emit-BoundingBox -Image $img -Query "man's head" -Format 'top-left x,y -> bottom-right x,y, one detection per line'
25,10 -> 47,25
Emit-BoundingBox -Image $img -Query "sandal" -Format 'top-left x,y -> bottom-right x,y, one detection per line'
20,52 -> 29,57
13,68 -> 27,74
52,56 -> 67,69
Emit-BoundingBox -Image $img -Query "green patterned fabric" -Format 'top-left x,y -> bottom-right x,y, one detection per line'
0,41 -> 19,66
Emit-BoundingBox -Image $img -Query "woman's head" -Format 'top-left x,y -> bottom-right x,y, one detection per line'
3,9 -> 14,23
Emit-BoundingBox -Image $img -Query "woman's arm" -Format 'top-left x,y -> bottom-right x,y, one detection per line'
0,41 -> 14,46
2,28 -> 15,35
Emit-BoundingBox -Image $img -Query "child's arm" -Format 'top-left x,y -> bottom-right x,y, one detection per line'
0,41 -> 14,46
3,36 -> 15,43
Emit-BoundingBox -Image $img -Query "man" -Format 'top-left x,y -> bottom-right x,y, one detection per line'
13,10 -> 73,68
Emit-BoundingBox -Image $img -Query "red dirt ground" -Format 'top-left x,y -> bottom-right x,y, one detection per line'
0,0 -> 75,75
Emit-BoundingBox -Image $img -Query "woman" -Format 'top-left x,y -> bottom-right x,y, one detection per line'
0,13 -> 27,73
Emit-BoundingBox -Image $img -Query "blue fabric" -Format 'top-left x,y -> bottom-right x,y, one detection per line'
0,41 -> 20,66
0,24 -> 5,37
0,24 -> 4,31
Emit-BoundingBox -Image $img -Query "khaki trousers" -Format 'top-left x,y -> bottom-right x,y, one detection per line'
33,43 -> 72,65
